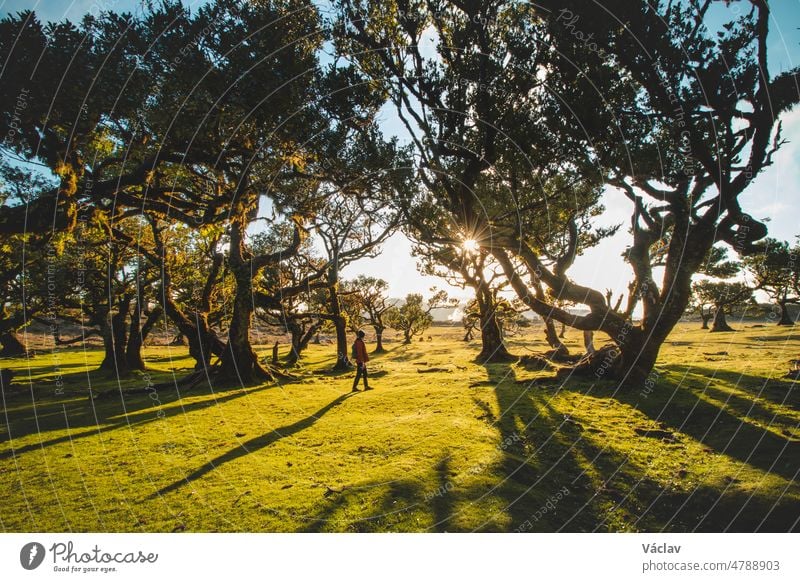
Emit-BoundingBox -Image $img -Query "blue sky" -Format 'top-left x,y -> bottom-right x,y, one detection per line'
3,0 -> 799,303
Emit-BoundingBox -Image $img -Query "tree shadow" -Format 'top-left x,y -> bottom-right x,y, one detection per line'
6,361 -> 95,379
661,367 -> 799,428
663,364 -> 799,408
138,354 -> 195,365
429,456 -> 455,532
654,479 -> 800,532
385,345 -> 426,362
0,370 -> 286,455
480,362 -> 604,531
313,365 -> 354,378
750,334 -> 798,342
579,377 -> 800,481
481,362 -> 799,532
152,391 -> 356,497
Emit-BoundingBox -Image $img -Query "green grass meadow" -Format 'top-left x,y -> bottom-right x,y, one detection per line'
1,323 -> 798,532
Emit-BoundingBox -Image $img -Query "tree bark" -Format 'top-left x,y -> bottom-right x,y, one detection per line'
583,330 -> 595,355
99,297 -> 132,375
710,306 -> 734,332
617,332 -> 660,387
126,300 -> 146,371
286,320 -> 303,364
328,278 -> 351,371
0,331 -> 28,357
475,287 -> 514,362
373,326 -> 386,353
543,317 -> 570,359
286,320 -> 321,364
218,265 -> 271,383
331,311 -> 350,370
126,304 -> 163,371
777,300 -> 794,326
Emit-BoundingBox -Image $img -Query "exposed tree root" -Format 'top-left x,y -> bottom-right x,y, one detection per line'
476,350 -> 518,364
517,355 -> 554,371
555,345 -> 623,380
545,348 -> 582,364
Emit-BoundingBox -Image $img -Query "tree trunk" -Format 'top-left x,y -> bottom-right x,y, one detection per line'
404,329 -> 412,344
219,267 -> 270,383
151,220 -> 224,373
126,301 -> 146,371
700,310 -> 712,329
617,334 -> 660,388
126,305 -> 163,371
0,331 -> 27,357
332,313 -> 349,370
287,320 -> 322,364
476,294 -> 514,363
99,298 -> 131,375
162,302 -> 223,372
478,316 -> 514,362
543,317 -> 570,359
328,284 -> 351,371
299,323 -> 320,352
286,321 -> 303,364
531,278 -> 569,358
566,328 -> 660,388
141,306 -> 162,342
777,300 -> 794,326
373,326 -> 386,353
710,306 -> 733,332
583,330 -> 595,355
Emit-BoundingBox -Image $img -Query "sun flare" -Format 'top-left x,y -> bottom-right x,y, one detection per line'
462,238 -> 480,253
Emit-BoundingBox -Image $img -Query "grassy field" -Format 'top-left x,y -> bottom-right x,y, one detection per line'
1,322 -> 798,532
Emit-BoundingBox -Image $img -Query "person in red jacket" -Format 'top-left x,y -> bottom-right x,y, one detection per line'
351,329 -> 372,392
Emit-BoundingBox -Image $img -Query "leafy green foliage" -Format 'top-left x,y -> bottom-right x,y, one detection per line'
692,281 -> 753,313
385,290 -> 454,343
744,238 -> 800,304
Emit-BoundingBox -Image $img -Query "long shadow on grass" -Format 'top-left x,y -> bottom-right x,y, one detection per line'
430,457 -> 455,532
663,366 -> 799,428
546,374 -> 799,530
483,363 -> 800,531
664,364 -> 799,409
152,392 -> 356,497
578,376 -> 800,481
479,362 -> 604,531
0,373 -> 281,458
300,477 -> 428,533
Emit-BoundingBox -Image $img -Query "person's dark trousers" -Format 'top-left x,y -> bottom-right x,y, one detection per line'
352,363 -> 369,390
